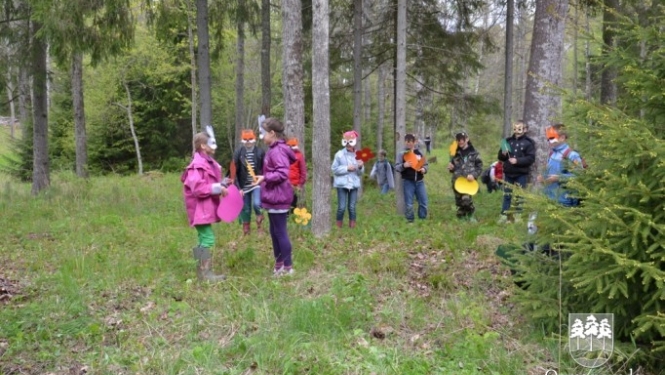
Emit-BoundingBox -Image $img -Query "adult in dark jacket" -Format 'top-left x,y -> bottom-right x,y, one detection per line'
497,121 -> 536,222
230,129 -> 266,235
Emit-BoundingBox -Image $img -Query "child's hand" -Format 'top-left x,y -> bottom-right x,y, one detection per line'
220,187 -> 229,197
447,163 -> 454,171
404,161 -> 412,169
466,174 -> 475,181
211,183 -> 224,195
253,175 -> 265,185
239,190 -> 245,197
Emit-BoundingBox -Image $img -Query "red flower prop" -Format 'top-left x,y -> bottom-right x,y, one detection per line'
355,147 -> 375,162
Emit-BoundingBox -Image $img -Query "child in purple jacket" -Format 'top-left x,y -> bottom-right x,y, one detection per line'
181,130 -> 229,282
253,118 -> 297,276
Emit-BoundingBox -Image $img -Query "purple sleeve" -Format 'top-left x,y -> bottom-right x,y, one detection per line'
264,148 -> 290,184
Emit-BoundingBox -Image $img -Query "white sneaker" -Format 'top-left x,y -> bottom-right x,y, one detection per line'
497,214 -> 509,224
273,266 -> 284,276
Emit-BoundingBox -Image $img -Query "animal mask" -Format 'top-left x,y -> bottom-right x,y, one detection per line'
205,125 -> 217,150
546,127 -> 560,144
258,115 -> 267,139
342,130 -> 358,147
512,122 -> 526,137
241,129 -> 256,144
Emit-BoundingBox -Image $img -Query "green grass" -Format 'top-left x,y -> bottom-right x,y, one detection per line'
0,133 -> 626,374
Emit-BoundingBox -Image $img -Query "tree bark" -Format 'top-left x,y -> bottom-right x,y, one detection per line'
352,0 -> 363,146
523,0 -> 569,179
261,0 -> 271,116
282,0 -> 305,150
18,63 -> 29,134
376,62 -> 387,151
600,0 -> 618,106
5,68 -> 16,139
71,52 -> 88,178
394,0 -> 406,215
311,0 -> 332,237
503,0 -> 514,138
235,16 -> 246,147
186,0 -> 198,153
31,20 -> 50,195
196,0 -> 212,129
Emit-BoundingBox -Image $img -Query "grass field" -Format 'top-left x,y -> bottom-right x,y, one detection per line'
0,127 -> 641,375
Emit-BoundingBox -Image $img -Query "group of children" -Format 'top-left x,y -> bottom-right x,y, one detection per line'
182,118 -> 298,281
181,120 -> 584,282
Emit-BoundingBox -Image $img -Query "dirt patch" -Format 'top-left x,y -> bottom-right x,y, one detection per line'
0,277 -> 21,304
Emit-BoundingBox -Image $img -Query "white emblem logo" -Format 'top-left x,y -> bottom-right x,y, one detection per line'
568,313 -> 614,368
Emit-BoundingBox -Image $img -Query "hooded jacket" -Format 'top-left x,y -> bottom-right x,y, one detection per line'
449,142 -> 483,182
288,148 -> 307,187
261,139 -> 297,210
181,151 -> 224,226
331,148 -> 364,189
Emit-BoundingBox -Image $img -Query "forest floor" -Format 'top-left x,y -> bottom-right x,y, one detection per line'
0,128 -> 644,374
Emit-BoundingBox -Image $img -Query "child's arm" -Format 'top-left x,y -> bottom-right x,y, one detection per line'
472,155 -> 484,179
263,149 -> 290,184
184,169 -> 217,198
369,163 -> 377,179
331,152 -> 349,176
394,152 -> 405,173
419,153 -> 429,174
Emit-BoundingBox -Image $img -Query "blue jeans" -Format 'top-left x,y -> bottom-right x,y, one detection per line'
501,174 -> 528,214
336,188 -> 358,221
380,183 -> 390,194
240,187 -> 262,223
403,179 -> 428,222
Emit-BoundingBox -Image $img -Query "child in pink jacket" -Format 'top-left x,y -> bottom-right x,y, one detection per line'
181,130 -> 229,282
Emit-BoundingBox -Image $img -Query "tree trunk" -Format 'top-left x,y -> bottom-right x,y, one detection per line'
282,0 -> 305,150
514,5 -> 529,121
196,0 -> 212,129
311,0 -> 331,237
572,1 -> 578,96
584,4 -> 591,102
523,0 -> 569,179
376,62 -> 387,151
235,17 -> 246,147
394,0 -> 406,215
120,79 -> 143,175
5,68 -> 16,139
18,63 -> 29,134
71,52 -> 88,178
261,0 -> 271,116
31,21 -> 50,195
352,0 -> 363,146
186,0 -> 198,152
600,0 -> 618,106
503,0 -> 514,137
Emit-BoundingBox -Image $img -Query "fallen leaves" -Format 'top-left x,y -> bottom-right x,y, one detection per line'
0,277 -> 20,304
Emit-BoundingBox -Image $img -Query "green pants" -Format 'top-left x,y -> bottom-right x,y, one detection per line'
195,224 -> 215,248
